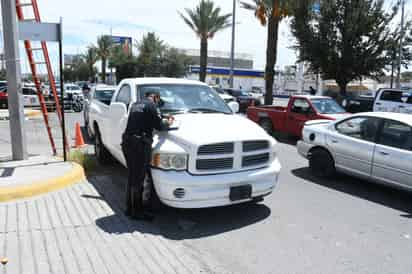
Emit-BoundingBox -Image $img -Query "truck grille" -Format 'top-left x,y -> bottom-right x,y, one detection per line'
198,142 -> 234,155
243,140 -> 269,152
196,158 -> 234,170
242,153 -> 270,167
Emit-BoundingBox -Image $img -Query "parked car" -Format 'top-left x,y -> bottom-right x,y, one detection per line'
341,93 -> 375,113
247,95 -> 350,138
373,88 -> 412,114
297,112 -> 412,190
90,78 -> 281,208
212,87 -> 236,105
0,87 -> 7,109
22,87 -> 40,108
224,88 -> 261,113
84,84 -> 116,138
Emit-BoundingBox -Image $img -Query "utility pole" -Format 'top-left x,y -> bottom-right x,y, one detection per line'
229,0 -> 236,88
1,0 -> 28,160
396,0 -> 405,88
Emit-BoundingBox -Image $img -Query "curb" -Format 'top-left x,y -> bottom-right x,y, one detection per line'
0,162 -> 86,202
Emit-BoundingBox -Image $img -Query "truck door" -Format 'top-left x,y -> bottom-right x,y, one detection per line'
108,84 -> 131,161
287,98 -> 315,137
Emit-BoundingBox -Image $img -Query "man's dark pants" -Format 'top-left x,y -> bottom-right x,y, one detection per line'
121,135 -> 152,217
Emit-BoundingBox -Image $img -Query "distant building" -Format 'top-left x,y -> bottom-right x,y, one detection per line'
187,66 -> 265,91
181,49 -> 254,69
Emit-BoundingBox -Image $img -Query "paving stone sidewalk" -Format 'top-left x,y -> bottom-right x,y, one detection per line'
0,176 -> 214,274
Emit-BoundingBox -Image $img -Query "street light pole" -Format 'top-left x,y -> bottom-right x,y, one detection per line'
229,0 -> 236,88
396,0 -> 405,88
1,0 -> 28,160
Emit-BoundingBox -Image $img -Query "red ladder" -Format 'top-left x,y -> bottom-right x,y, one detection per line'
15,0 -> 66,155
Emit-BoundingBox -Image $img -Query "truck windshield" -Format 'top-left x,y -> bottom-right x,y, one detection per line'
137,84 -> 232,114
311,99 -> 346,114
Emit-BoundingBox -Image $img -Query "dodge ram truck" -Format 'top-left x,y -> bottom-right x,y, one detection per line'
90,78 -> 281,208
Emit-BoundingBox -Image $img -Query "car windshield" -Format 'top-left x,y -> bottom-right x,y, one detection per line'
311,99 -> 346,114
66,85 -> 81,91
94,89 -> 115,101
138,84 -> 232,114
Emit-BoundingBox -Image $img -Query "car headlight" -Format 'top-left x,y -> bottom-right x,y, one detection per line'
152,153 -> 188,171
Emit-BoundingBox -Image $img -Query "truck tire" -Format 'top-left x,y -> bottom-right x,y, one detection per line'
94,126 -> 111,165
259,118 -> 273,135
308,148 -> 335,178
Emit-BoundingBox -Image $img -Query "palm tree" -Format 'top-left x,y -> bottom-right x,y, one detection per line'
179,0 -> 232,82
96,35 -> 112,83
83,46 -> 98,82
241,0 -> 294,105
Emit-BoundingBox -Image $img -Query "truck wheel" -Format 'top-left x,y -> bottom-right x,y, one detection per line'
259,119 -> 273,135
309,148 -> 335,178
94,126 -> 111,164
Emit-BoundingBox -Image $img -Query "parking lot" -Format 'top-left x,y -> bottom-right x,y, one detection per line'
1,111 -> 412,273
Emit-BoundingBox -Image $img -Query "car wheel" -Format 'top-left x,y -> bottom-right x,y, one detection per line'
259,118 -> 273,135
309,148 -> 335,178
94,126 -> 111,165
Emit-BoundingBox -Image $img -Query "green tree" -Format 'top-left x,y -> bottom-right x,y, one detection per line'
0,69 -> 6,80
179,0 -> 232,82
242,0 -> 296,105
96,35 -> 113,83
291,0 -> 400,96
386,20 -> 412,87
137,32 -> 166,77
161,47 -> 191,77
110,45 -> 140,81
83,46 -> 98,82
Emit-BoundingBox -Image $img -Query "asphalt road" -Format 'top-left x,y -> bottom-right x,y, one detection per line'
2,111 -> 412,273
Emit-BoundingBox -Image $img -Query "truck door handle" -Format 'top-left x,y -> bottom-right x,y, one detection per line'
331,139 -> 339,143
379,151 -> 389,156
376,102 -> 381,105
399,106 -> 405,108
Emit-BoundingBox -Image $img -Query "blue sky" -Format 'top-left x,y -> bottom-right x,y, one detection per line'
1,0 -> 411,74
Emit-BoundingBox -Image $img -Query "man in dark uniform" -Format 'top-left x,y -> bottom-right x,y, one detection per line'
121,91 -> 172,220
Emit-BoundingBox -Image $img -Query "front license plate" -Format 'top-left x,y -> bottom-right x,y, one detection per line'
229,185 -> 252,201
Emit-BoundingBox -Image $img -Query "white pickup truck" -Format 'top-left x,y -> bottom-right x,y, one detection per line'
89,78 -> 281,208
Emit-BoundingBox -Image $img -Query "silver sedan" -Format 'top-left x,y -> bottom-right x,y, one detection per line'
297,112 -> 412,190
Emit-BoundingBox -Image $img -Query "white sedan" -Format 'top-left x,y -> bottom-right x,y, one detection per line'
297,112 -> 412,190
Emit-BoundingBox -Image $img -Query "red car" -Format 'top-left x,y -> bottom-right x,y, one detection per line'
247,95 -> 350,138
0,88 -> 7,109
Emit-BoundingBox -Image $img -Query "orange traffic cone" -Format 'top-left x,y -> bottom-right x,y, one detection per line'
74,122 -> 85,148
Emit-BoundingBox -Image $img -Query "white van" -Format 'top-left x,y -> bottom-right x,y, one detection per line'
373,88 -> 412,114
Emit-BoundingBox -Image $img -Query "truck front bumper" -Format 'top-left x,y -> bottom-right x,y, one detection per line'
151,158 -> 281,208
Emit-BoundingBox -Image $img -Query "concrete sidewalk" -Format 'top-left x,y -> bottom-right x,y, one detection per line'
0,176 -> 212,274
0,156 -> 85,202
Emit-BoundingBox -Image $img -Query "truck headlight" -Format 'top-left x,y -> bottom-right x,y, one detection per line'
152,153 -> 188,171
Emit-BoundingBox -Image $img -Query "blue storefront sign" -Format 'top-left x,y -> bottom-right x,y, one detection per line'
190,66 -> 264,78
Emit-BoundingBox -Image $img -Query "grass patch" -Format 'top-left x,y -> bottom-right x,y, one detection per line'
68,149 -> 97,174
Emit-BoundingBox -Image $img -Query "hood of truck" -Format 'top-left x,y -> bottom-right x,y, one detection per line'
163,113 -> 271,146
